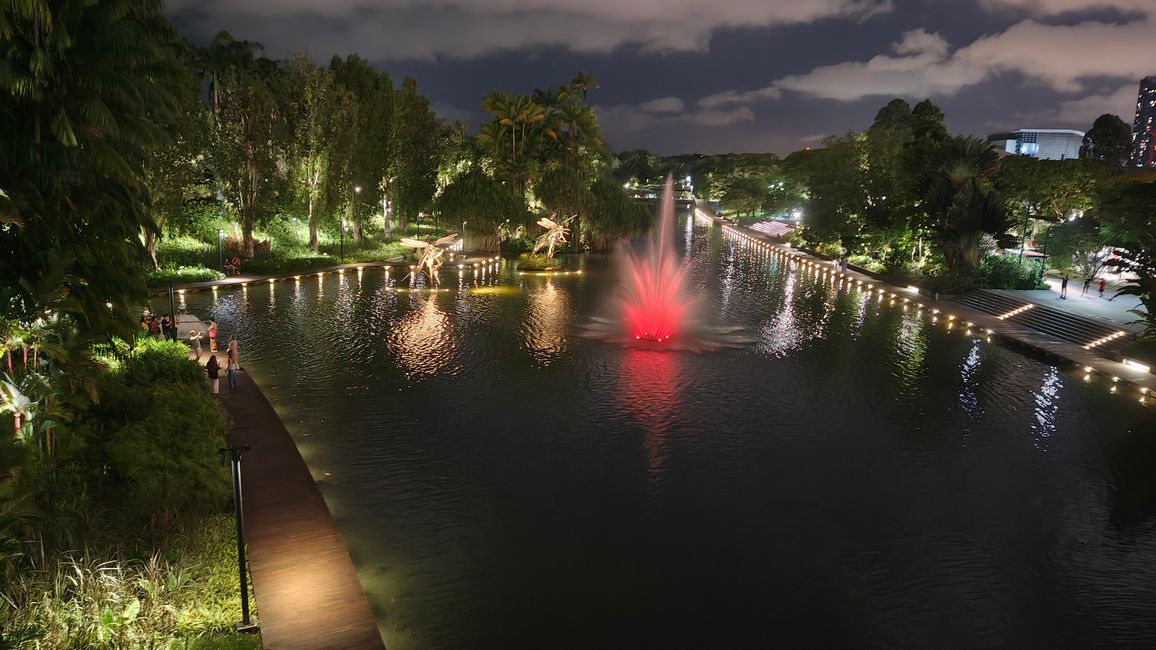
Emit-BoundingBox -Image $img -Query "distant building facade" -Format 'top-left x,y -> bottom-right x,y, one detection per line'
1130,75 -> 1156,168
987,129 -> 1084,160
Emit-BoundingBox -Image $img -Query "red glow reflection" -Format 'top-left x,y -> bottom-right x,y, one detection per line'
619,349 -> 681,487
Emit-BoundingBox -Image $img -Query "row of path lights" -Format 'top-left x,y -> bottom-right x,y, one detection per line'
718,222 -> 1151,407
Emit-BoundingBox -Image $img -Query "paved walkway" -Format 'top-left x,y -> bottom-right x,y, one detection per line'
204,352 -> 385,650
1001,275 -> 1145,333
695,203 -> 1155,399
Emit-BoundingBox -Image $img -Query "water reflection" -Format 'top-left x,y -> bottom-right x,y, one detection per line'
758,266 -> 798,357
1031,366 -> 1062,449
522,279 -> 571,365
618,349 -> 681,491
387,296 -> 454,378
959,339 -> 983,420
893,312 -> 927,393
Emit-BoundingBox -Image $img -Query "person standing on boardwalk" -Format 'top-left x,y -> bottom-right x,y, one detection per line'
1098,278 -> 1106,298
208,320 -> 218,352
227,335 -> 239,391
206,354 -> 220,395
189,330 -> 203,362
1082,277 -> 1091,296
1060,274 -> 1069,299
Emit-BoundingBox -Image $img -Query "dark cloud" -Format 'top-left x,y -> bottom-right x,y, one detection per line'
168,0 -> 1154,155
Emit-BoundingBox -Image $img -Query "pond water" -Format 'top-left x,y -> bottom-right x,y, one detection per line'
166,215 -> 1156,649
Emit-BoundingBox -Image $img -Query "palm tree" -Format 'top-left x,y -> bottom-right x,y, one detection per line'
570,71 -> 599,102
922,137 -> 1009,276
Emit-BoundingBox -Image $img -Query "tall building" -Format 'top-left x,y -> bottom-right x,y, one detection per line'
1130,75 -> 1156,168
987,129 -> 1084,160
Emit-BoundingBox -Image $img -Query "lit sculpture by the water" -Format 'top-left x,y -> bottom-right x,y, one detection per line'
400,233 -> 458,285
618,177 -> 691,342
532,215 -> 574,259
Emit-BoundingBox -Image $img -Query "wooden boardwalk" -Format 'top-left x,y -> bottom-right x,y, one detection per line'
216,360 -> 384,650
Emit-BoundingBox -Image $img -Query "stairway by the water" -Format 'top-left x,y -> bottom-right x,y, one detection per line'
953,289 -> 1131,354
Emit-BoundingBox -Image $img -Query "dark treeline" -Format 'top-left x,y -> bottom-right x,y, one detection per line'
614,101 -> 1156,336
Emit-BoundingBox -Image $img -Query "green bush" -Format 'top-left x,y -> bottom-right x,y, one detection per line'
147,266 -> 224,286
979,254 -> 1046,290
517,253 -> 563,270
242,250 -> 335,275
815,241 -> 844,257
501,237 -> 534,254
156,235 -> 216,268
115,337 -> 205,387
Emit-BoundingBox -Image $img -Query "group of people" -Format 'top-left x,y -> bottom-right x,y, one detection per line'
204,333 -> 239,394
139,314 -> 179,340
141,312 -> 237,394
1058,275 -> 1108,300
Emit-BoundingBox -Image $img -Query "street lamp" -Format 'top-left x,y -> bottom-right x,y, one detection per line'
219,445 -> 257,632
217,229 -> 224,273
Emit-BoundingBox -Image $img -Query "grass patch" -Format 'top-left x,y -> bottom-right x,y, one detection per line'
156,235 -> 217,269
516,253 -> 563,270
147,266 -> 224,287
1,516 -> 260,649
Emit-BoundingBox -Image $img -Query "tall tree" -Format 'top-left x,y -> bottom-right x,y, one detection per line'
1097,174 -> 1156,335
142,85 -> 211,269
211,64 -> 289,257
1080,113 -> 1132,167
286,54 -> 357,249
194,31 -> 260,119
390,77 -> 440,231
331,55 -> 394,238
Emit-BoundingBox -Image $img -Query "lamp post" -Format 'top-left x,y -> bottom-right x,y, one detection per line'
217,229 -> 224,272
461,221 -> 467,250
219,445 -> 257,632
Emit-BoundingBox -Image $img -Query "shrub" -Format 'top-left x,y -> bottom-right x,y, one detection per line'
815,241 -> 844,257
147,266 -> 224,286
242,250 -> 334,275
116,338 -> 205,387
501,237 -> 534,254
517,253 -> 563,270
156,236 -> 215,268
101,380 -> 229,529
979,254 -> 1046,290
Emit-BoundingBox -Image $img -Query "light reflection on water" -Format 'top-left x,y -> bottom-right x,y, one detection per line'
522,279 -> 571,365
162,214 -> 1155,650
387,296 -> 454,379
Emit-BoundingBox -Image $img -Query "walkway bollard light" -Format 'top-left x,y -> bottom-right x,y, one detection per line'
220,445 -> 258,633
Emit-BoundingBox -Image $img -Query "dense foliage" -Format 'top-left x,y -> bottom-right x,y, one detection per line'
615,99 -> 1156,322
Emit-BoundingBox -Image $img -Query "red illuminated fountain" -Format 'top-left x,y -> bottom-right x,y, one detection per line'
619,176 -> 691,343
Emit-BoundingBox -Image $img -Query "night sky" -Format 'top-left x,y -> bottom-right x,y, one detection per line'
168,0 -> 1156,155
